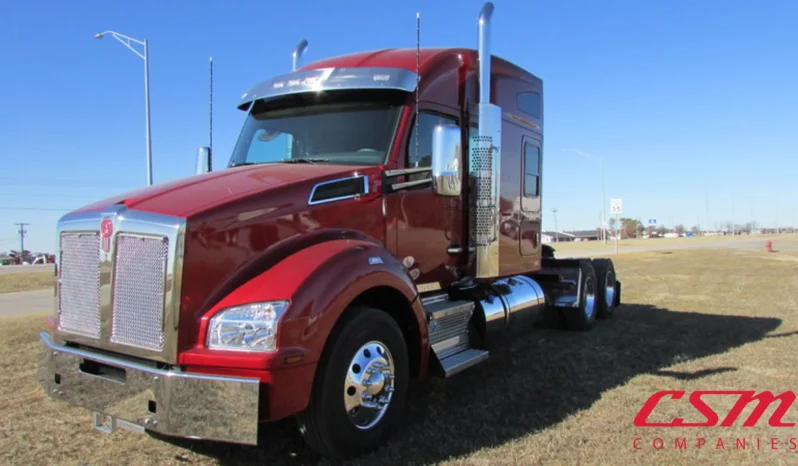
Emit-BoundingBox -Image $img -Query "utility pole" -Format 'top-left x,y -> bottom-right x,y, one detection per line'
552,208 -> 559,243
15,223 -> 28,263
704,187 -> 710,233
209,56 -> 213,171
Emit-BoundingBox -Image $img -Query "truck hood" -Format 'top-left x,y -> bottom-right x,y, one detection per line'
71,163 -> 372,218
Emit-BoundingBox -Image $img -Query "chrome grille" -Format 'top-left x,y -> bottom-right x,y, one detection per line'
58,232 -> 102,338
110,234 -> 169,350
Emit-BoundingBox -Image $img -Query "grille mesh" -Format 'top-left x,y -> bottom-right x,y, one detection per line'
471,135 -> 496,245
58,232 -> 101,337
429,311 -> 471,359
111,234 -> 169,350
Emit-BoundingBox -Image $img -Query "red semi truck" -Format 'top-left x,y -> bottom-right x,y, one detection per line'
38,2 -> 621,459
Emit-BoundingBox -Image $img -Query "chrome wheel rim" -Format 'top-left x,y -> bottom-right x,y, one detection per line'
583,275 -> 597,318
604,269 -> 616,309
343,341 -> 395,430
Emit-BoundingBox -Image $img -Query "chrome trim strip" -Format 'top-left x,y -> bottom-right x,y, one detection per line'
239,66 -> 419,109
54,204 -> 186,365
384,167 -> 432,177
38,332 -> 261,446
391,178 -> 431,191
307,174 -> 369,206
506,111 -> 541,130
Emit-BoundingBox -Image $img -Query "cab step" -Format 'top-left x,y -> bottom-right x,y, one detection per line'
422,293 -> 489,377
436,348 -> 489,377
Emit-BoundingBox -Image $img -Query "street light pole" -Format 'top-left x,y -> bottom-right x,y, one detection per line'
143,39 -> 152,186
563,148 -> 607,243
95,30 -> 153,186
600,157 -> 606,243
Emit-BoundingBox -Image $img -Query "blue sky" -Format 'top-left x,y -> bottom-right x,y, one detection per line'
1,0 -> 796,253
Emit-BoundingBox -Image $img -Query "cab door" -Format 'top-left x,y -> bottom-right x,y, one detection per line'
520,136 -> 542,256
383,110 -> 466,290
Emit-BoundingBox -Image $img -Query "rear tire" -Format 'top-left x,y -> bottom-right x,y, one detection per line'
563,260 -> 598,331
296,306 -> 409,460
592,258 -> 617,320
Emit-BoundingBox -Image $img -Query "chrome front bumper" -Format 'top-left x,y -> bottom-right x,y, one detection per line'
37,331 -> 261,445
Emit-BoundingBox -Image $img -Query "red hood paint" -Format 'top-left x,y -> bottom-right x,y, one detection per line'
71,163 -> 372,219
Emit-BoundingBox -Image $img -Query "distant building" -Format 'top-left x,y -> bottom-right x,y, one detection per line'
542,229 -> 609,243
569,230 -> 603,242
541,231 -> 574,244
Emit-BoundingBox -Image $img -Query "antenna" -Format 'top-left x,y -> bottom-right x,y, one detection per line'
209,56 -> 213,171
414,11 -> 420,167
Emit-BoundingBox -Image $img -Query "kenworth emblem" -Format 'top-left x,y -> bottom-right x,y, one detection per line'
100,217 -> 113,252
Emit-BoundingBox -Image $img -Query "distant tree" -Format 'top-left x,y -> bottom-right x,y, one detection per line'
9,250 -> 33,264
620,218 -> 642,239
690,225 -> 700,235
656,225 -> 667,236
646,225 -> 656,235
674,224 -> 686,235
723,220 -> 734,234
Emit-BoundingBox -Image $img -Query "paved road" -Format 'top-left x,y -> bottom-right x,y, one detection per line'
0,289 -> 52,318
0,264 -> 54,275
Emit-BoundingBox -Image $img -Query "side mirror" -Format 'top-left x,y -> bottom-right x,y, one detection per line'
196,146 -> 211,174
431,124 -> 462,196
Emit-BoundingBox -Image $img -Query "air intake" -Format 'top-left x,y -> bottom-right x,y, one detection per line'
471,2 -> 502,278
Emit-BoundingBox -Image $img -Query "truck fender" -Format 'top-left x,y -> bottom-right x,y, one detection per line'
196,238 -> 428,373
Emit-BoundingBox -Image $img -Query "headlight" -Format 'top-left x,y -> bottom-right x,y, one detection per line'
207,300 -> 289,352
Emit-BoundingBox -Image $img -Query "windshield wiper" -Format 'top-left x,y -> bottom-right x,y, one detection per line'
281,157 -> 330,164
229,161 -> 262,167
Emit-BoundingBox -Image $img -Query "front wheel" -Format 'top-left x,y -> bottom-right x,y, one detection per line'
296,307 -> 409,459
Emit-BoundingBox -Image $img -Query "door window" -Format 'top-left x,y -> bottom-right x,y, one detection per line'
407,112 -> 458,181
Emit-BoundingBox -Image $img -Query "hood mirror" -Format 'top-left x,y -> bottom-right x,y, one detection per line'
431,124 -> 462,196
196,146 -> 211,174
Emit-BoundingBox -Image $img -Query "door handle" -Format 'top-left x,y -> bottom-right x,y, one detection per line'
447,245 -> 463,255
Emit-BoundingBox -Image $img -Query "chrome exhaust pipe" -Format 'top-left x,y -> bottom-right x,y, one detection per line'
292,39 -> 308,71
472,2 -> 502,279
478,2 -> 494,105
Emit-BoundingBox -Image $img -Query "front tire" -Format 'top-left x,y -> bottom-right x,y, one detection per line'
296,306 -> 409,459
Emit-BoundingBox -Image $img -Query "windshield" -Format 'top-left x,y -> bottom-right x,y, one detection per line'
228,100 -> 403,167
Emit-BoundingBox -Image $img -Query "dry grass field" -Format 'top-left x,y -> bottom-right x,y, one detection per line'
0,272 -> 54,294
549,232 -> 793,255
2,243 -> 798,465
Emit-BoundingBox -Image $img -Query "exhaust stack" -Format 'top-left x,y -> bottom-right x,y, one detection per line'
478,3 -> 493,104
472,2 -> 502,279
292,39 -> 308,71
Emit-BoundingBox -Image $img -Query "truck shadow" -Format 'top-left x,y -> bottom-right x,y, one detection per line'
159,303 -> 782,465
